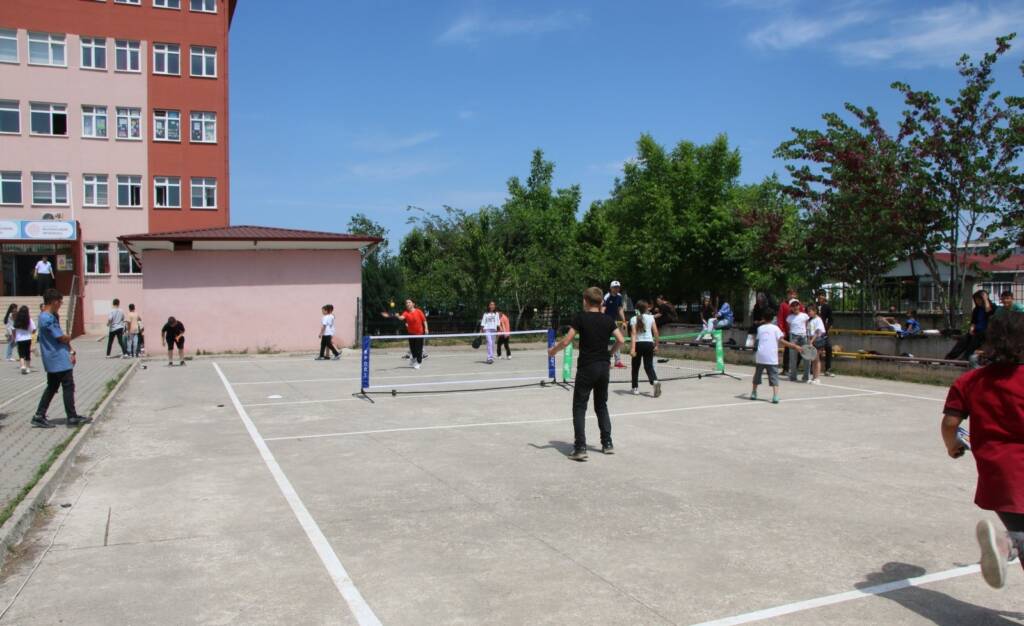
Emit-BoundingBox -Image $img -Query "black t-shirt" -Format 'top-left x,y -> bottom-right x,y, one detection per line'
571,311 -> 618,367
656,303 -> 676,324
162,322 -> 185,341
818,303 -> 834,330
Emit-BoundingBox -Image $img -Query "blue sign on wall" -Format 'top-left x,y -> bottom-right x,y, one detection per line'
0,220 -> 77,241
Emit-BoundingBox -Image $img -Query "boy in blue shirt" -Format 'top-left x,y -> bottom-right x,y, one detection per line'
31,289 -> 90,429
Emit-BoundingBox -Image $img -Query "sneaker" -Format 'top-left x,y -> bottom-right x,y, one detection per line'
824,371 -> 835,377
569,446 -> 588,462
631,388 -> 639,396
601,442 -> 615,455
750,391 -> 757,401
809,378 -> 821,385
653,381 -> 662,398
977,519 -> 1010,589
314,356 -> 327,361
413,362 -> 421,370
402,353 -> 410,359
614,362 -> 627,369
506,355 -> 512,360
31,416 -> 55,429
21,367 -> 28,375
66,415 -> 93,427
771,395 -> 780,404
179,360 -> 186,366
332,354 -> 341,361
168,361 -> 174,366
486,359 -> 493,364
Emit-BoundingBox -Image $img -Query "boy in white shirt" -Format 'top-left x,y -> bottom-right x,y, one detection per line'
480,301 -> 501,364
751,312 -> 801,404
806,304 -> 827,384
785,299 -> 811,383
317,304 -> 340,361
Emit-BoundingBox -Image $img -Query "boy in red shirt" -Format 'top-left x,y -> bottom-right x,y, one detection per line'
941,311 -> 1024,589
777,288 -> 797,374
382,299 -> 428,369
496,308 -> 512,360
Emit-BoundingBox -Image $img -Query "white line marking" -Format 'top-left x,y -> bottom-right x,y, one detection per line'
819,381 -> 945,403
246,397 -> 362,407
232,368 -> 542,385
212,363 -> 381,626
263,392 -> 880,442
688,564 -> 980,626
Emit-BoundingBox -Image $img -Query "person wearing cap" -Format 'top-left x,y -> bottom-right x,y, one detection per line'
603,281 -> 627,368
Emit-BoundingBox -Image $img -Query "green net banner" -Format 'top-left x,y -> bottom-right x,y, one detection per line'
562,343 -> 573,382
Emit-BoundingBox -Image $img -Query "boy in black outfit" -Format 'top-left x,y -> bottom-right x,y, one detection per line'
548,286 -> 626,461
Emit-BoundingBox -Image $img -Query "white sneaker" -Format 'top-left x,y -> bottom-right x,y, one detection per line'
977,519 -> 1010,589
653,381 -> 662,398
631,388 -> 639,396
809,378 -> 821,385
507,355 -> 512,360
413,362 -> 421,370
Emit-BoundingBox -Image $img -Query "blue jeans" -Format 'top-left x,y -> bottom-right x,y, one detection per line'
126,333 -> 140,357
789,334 -> 810,381
5,335 -> 14,360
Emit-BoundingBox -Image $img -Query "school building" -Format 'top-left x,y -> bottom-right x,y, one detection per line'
0,0 -> 235,333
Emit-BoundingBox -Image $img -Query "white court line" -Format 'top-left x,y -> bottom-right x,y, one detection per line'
212,363 -> 381,626
232,368 -> 543,385
688,564 -> 979,626
263,392 -> 880,442
246,397 -> 362,407
819,381 -> 945,403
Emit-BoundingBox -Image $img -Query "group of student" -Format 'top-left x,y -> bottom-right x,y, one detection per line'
104,299 -> 186,366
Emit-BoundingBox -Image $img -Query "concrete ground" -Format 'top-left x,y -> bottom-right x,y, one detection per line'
0,346 -> 1021,625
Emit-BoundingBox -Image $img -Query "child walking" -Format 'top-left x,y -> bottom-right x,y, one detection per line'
751,312 -> 801,404
548,287 -> 626,461
317,304 -> 341,360
941,312 -> 1024,589
496,308 -> 512,359
806,304 -> 826,384
13,305 -> 35,374
480,301 -> 500,364
629,300 -> 661,397
4,303 -> 16,362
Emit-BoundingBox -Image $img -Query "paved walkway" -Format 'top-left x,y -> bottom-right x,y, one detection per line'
0,335 -> 132,513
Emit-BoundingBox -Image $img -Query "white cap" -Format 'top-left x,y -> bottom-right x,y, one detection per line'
610,280 -> 621,288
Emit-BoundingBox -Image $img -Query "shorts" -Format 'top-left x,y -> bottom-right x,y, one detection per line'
17,339 -> 31,360
167,336 -> 184,350
753,364 -> 779,386
813,336 -> 828,349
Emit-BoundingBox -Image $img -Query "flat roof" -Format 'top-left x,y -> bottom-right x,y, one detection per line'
119,225 -> 382,255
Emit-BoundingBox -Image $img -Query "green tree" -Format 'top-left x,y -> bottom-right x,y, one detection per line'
346,214 -> 403,327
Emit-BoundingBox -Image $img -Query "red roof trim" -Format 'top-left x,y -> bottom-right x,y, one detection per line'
932,252 -> 1024,273
118,225 -> 382,244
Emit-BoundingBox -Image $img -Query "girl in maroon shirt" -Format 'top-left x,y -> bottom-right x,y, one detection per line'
941,311 -> 1024,589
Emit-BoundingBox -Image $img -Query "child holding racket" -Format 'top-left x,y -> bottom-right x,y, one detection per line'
751,311 -> 801,404
806,304 -> 826,385
382,299 -> 428,369
941,311 -> 1024,589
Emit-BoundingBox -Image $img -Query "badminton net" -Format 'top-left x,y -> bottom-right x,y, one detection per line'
559,330 -> 727,384
360,329 -> 558,395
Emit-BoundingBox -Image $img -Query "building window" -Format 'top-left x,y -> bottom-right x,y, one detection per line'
114,0 -> 141,4
28,32 -> 66,66
80,36 -> 107,70
116,107 -> 141,139
85,243 -> 111,275
0,172 -> 22,205
189,46 -> 216,77
0,28 -> 17,64
189,111 -> 216,143
190,177 -> 216,209
153,0 -> 180,8
82,105 -> 108,138
31,172 -> 69,205
118,243 -> 142,275
83,174 -> 109,207
154,176 -> 181,208
152,43 -> 180,75
0,100 -> 19,134
115,39 -> 140,72
117,175 -> 142,207
190,0 -> 216,12
29,103 -> 67,136
153,109 -> 180,141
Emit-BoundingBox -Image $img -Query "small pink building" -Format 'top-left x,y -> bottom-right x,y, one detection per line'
119,225 -> 378,354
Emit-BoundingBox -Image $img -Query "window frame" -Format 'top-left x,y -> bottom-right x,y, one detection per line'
117,242 -> 143,275
190,177 -> 217,209
152,109 -> 181,142
0,28 -> 18,64
153,176 -> 181,208
31,172 -> 69,206
115,106 -> 142,140
80,36 -> 107,70
116,175 -> 143,208
0,100 -> 20,134
85,243 -> 111,276
114,39 -> 141,72
113,0 -> 142,5
83,174 -> 109,207
153,0 -> 181,8
27,32 -> 66,67
0,171 -> 23,206
189,0 -> 217,13
29,102 -> 68,137
189,110 -> 216,143
152,42 -> 180,76
189,45 -> 216,78
81,105 -> 108,139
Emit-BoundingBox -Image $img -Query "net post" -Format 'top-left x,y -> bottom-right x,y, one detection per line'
562,342 -> 573,382
360,335 -> 371,391
547,328 -> 556,381
713,330 -> 725,374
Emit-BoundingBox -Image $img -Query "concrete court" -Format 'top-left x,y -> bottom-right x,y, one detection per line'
0,347 -> 1022,625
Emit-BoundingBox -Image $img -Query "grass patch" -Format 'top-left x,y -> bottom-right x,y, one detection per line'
197,348 -> 249,356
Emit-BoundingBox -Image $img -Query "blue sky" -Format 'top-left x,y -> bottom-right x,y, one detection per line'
228,0 -> 1024,243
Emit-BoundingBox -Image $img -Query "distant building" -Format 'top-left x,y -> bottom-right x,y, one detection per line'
882,245 -> 1024,313
0,0 -> 236,332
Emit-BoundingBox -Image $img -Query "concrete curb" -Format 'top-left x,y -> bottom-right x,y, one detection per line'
0,360 -> 138,571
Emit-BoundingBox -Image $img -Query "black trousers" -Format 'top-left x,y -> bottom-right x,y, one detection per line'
36,274 -> 52,295
35,369 -> 77,419
319,335 -> 339,358
821,335 -> 833,372
496,335 -> 511,356
631,341 -> 657,388
946,332 -> 984,361
572,360 -> 612,448
107,328 -> 126,356
408,337 -> 424,363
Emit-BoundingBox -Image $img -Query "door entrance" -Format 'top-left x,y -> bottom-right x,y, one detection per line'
0,254 -> 56,297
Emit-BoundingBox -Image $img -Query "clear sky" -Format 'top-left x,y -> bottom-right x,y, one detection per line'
228,0 -> 1024,242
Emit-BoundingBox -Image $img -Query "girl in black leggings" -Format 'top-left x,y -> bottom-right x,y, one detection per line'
629,301 -> 661,398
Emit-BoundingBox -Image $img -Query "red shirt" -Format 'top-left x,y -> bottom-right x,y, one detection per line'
498,313 -> 510,336
402,308 -> 426,335
944,364 -> 1024,512
777,302 -> 791,334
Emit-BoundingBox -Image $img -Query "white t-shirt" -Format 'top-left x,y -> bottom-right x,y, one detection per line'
14,318 -> 36,343
807,316 -> 826,338
630,313 -> 656,343
321,314 -> 336,337
786,312 -> 809,336
480,312 -> 500,331
108,308 -> 125,331
35,260 -> 52,275
755,323 -> 784,365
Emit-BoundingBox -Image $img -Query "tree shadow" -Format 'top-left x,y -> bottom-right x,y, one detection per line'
857,562 -> 1024,625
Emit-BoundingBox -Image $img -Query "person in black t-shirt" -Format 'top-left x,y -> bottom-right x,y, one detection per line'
815,290 -> 835,376
162,316 -> 186,366
653,295 -> 676,330
549,286 -> 626,461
